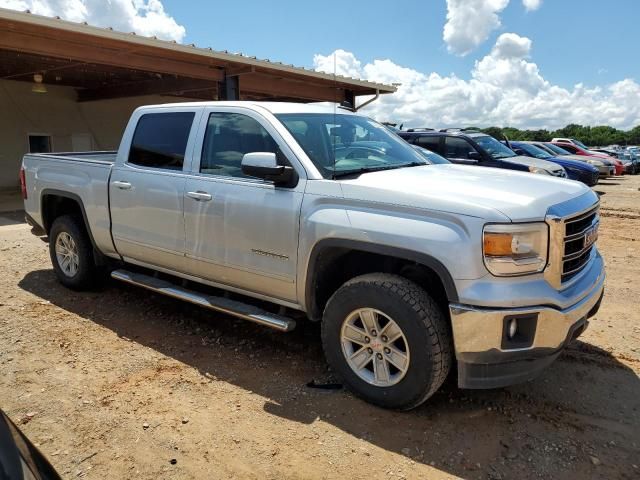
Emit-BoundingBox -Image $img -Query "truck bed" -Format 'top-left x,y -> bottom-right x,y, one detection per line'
22,150 -> 118,258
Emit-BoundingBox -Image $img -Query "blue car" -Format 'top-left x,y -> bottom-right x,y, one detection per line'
509,141 -> 599,186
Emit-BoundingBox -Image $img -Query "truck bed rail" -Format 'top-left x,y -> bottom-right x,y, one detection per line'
25,151 -> 117,165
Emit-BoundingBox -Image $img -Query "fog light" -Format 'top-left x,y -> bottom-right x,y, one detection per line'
508,318 -> 518,339
502,314 -> 537,349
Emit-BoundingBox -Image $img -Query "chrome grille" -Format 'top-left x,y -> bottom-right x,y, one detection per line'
561,206 -> 598,283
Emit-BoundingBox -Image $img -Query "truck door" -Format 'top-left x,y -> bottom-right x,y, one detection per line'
183,107 -> 305,303
109,109 -> 200,271
443,136 -> 485,166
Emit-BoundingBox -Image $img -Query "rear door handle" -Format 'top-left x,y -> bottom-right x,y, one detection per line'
112,181 -> 132,190
187,191 -> 212,201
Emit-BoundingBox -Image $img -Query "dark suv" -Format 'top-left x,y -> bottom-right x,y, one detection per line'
398,129 -> 566,177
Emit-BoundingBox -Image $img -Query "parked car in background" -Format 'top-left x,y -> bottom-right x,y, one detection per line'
550,142 -> 624,175
591,148 -> 621,158
398,129 -> 567,177
531,142 -> 614,177
622,148 -> 639,175
592,148 -> 639,174
21,101 -> 605,410
627,146 -> 640,157
551,138 -> 591,150
509,141 -> 599,186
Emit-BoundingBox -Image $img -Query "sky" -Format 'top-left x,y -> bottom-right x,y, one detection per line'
1,0 -> 639,130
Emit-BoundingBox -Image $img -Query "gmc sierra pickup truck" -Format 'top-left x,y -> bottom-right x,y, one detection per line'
21,102 -> 605,410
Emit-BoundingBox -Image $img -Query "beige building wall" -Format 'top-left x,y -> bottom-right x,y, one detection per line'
0,79 -> 189,190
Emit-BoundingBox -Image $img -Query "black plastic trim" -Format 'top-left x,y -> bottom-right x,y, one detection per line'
40,189 -> 99,252
458,351 -> 561,389
305,238 -> 459,316
24,212 -> 46,236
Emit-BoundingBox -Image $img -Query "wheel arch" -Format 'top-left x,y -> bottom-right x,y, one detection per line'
40,189 -> 104,264
305,239 -> 458,321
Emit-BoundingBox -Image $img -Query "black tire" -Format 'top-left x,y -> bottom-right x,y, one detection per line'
321,273 -> 452,410
48,214 -> 101,290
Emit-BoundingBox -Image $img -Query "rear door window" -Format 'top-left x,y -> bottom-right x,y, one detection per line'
415,136 -> 441,153
129,112 -> 195,170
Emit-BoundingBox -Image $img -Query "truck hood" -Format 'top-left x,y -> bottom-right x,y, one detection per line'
340,164 -> 594,222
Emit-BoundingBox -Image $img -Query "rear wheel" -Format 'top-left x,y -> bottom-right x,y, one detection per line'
49,215 -> 102,290
321,273 -> 452,410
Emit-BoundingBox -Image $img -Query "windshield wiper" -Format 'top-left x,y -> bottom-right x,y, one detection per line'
332,162 -> 426,179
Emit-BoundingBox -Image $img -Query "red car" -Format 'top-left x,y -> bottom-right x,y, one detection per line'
551,142 -> 624,175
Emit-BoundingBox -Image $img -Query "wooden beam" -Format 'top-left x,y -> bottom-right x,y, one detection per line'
241,74 -> 345,103
1,60 -> 84,80
226,66 -> 255,77
0,28 -> 224,82
77,77 -> 218,102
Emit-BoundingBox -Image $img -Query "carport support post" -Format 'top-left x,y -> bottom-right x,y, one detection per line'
219,73 -> 240,100
345,89 -> 355,109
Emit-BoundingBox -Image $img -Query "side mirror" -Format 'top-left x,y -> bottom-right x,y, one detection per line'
468,151 -> 482,161
241,152 -> 295,185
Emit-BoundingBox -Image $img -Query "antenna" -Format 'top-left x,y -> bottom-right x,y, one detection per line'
333,52 -> 337,179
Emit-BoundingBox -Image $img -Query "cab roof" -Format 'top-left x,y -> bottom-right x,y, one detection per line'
138,101 -> 361,115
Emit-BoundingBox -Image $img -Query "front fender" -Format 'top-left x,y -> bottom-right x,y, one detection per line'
297,193 -> 489,311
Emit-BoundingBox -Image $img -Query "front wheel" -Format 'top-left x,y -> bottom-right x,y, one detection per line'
321,273 -> 452,410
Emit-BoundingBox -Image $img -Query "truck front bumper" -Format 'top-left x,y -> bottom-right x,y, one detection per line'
449,270 -> 605,389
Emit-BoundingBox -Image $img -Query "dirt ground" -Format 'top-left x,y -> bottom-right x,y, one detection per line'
1,174 -> 639,480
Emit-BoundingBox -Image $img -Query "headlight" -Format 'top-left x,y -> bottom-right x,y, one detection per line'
483,223 -> 548,276
529,166 -> 549,175
586,159 -> 604,167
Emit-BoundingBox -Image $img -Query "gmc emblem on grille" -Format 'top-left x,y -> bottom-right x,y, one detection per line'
584,224 -> 599,249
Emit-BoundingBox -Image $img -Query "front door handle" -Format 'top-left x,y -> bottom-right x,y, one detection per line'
112,181 -> 132,190
187,191 -> 212,201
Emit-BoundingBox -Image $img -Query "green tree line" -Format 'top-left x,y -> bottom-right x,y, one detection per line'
477,124 -> 640,147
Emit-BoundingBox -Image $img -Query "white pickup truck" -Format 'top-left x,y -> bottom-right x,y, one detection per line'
21,102 -> 605,410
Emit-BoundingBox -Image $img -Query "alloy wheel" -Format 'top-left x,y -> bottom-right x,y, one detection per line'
55,232 -> 79,277
340,308 -> 410,387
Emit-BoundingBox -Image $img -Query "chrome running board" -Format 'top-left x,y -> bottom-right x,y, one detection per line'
110,269 -> 296,332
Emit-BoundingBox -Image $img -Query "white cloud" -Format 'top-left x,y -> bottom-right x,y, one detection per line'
491,32 -> 531,59
473,33 -> 546,94
522,0 -> 542,11
0,0 -> 186,41
313,36 -> 640,130
312,49 -> 362,79
443,0 -> 510,56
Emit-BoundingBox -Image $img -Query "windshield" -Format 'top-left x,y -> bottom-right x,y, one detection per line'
412,145 -> 450,164
276,113 -> 427,178
572,139 -> 589,149
516,143 -> 552,159
545,143 -> 571,155
473,135 -> 517,159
